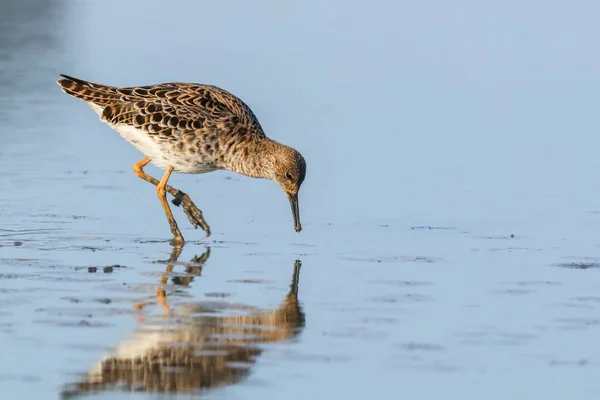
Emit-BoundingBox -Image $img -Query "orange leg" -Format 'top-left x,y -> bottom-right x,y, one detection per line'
157,166 -> 185,245
132,158 -> 211,236
156,288 -> 171,315
133,245 -> 183,313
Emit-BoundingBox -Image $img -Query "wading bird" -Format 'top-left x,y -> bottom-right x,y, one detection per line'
57,75 -> 306,244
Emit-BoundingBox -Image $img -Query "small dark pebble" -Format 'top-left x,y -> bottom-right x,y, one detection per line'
510,234 -> 515,238
66,298 -> 82,303
557,262 -> 600,270
13,241 -> 23,246
88,267 -> 97,273
205,292 -> 233,298
103,266 -> 113,273
411,226 -> 454,230
95,298 -> 112,304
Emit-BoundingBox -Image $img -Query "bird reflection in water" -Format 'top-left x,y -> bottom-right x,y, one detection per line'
60,247 -> 304,398
137,245 -> 211,315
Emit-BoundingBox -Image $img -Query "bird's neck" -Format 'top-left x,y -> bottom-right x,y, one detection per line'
223,138 -> 279,179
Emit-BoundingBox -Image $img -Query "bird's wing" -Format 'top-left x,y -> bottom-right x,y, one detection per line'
57,75 -> 265,138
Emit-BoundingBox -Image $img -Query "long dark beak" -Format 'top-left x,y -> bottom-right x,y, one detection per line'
287,192 -> 302,232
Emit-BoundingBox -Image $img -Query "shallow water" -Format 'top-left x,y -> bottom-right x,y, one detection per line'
2,0 -> 600,398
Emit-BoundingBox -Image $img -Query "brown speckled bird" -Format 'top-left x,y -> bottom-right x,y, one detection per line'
57,75 -> 306,245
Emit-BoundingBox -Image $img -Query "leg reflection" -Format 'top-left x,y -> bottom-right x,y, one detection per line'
134,246 -> 210,315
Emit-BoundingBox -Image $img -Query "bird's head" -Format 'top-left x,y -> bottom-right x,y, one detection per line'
270,145 -> 306,232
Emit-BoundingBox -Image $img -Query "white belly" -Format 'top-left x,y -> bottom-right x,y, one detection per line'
113,123 -> 170,167
88,103 -> 219,174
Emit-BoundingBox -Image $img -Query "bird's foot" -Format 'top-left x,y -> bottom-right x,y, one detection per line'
172,190 -> 211,236
169,235 -> 185,247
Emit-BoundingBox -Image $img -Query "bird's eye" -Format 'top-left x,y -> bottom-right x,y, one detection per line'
285,172 -> 293,180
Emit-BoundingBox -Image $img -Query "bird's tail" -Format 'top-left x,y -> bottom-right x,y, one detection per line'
57,74 -> 120,107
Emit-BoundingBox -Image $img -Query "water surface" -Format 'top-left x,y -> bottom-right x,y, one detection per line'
1,0 -> 600,399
